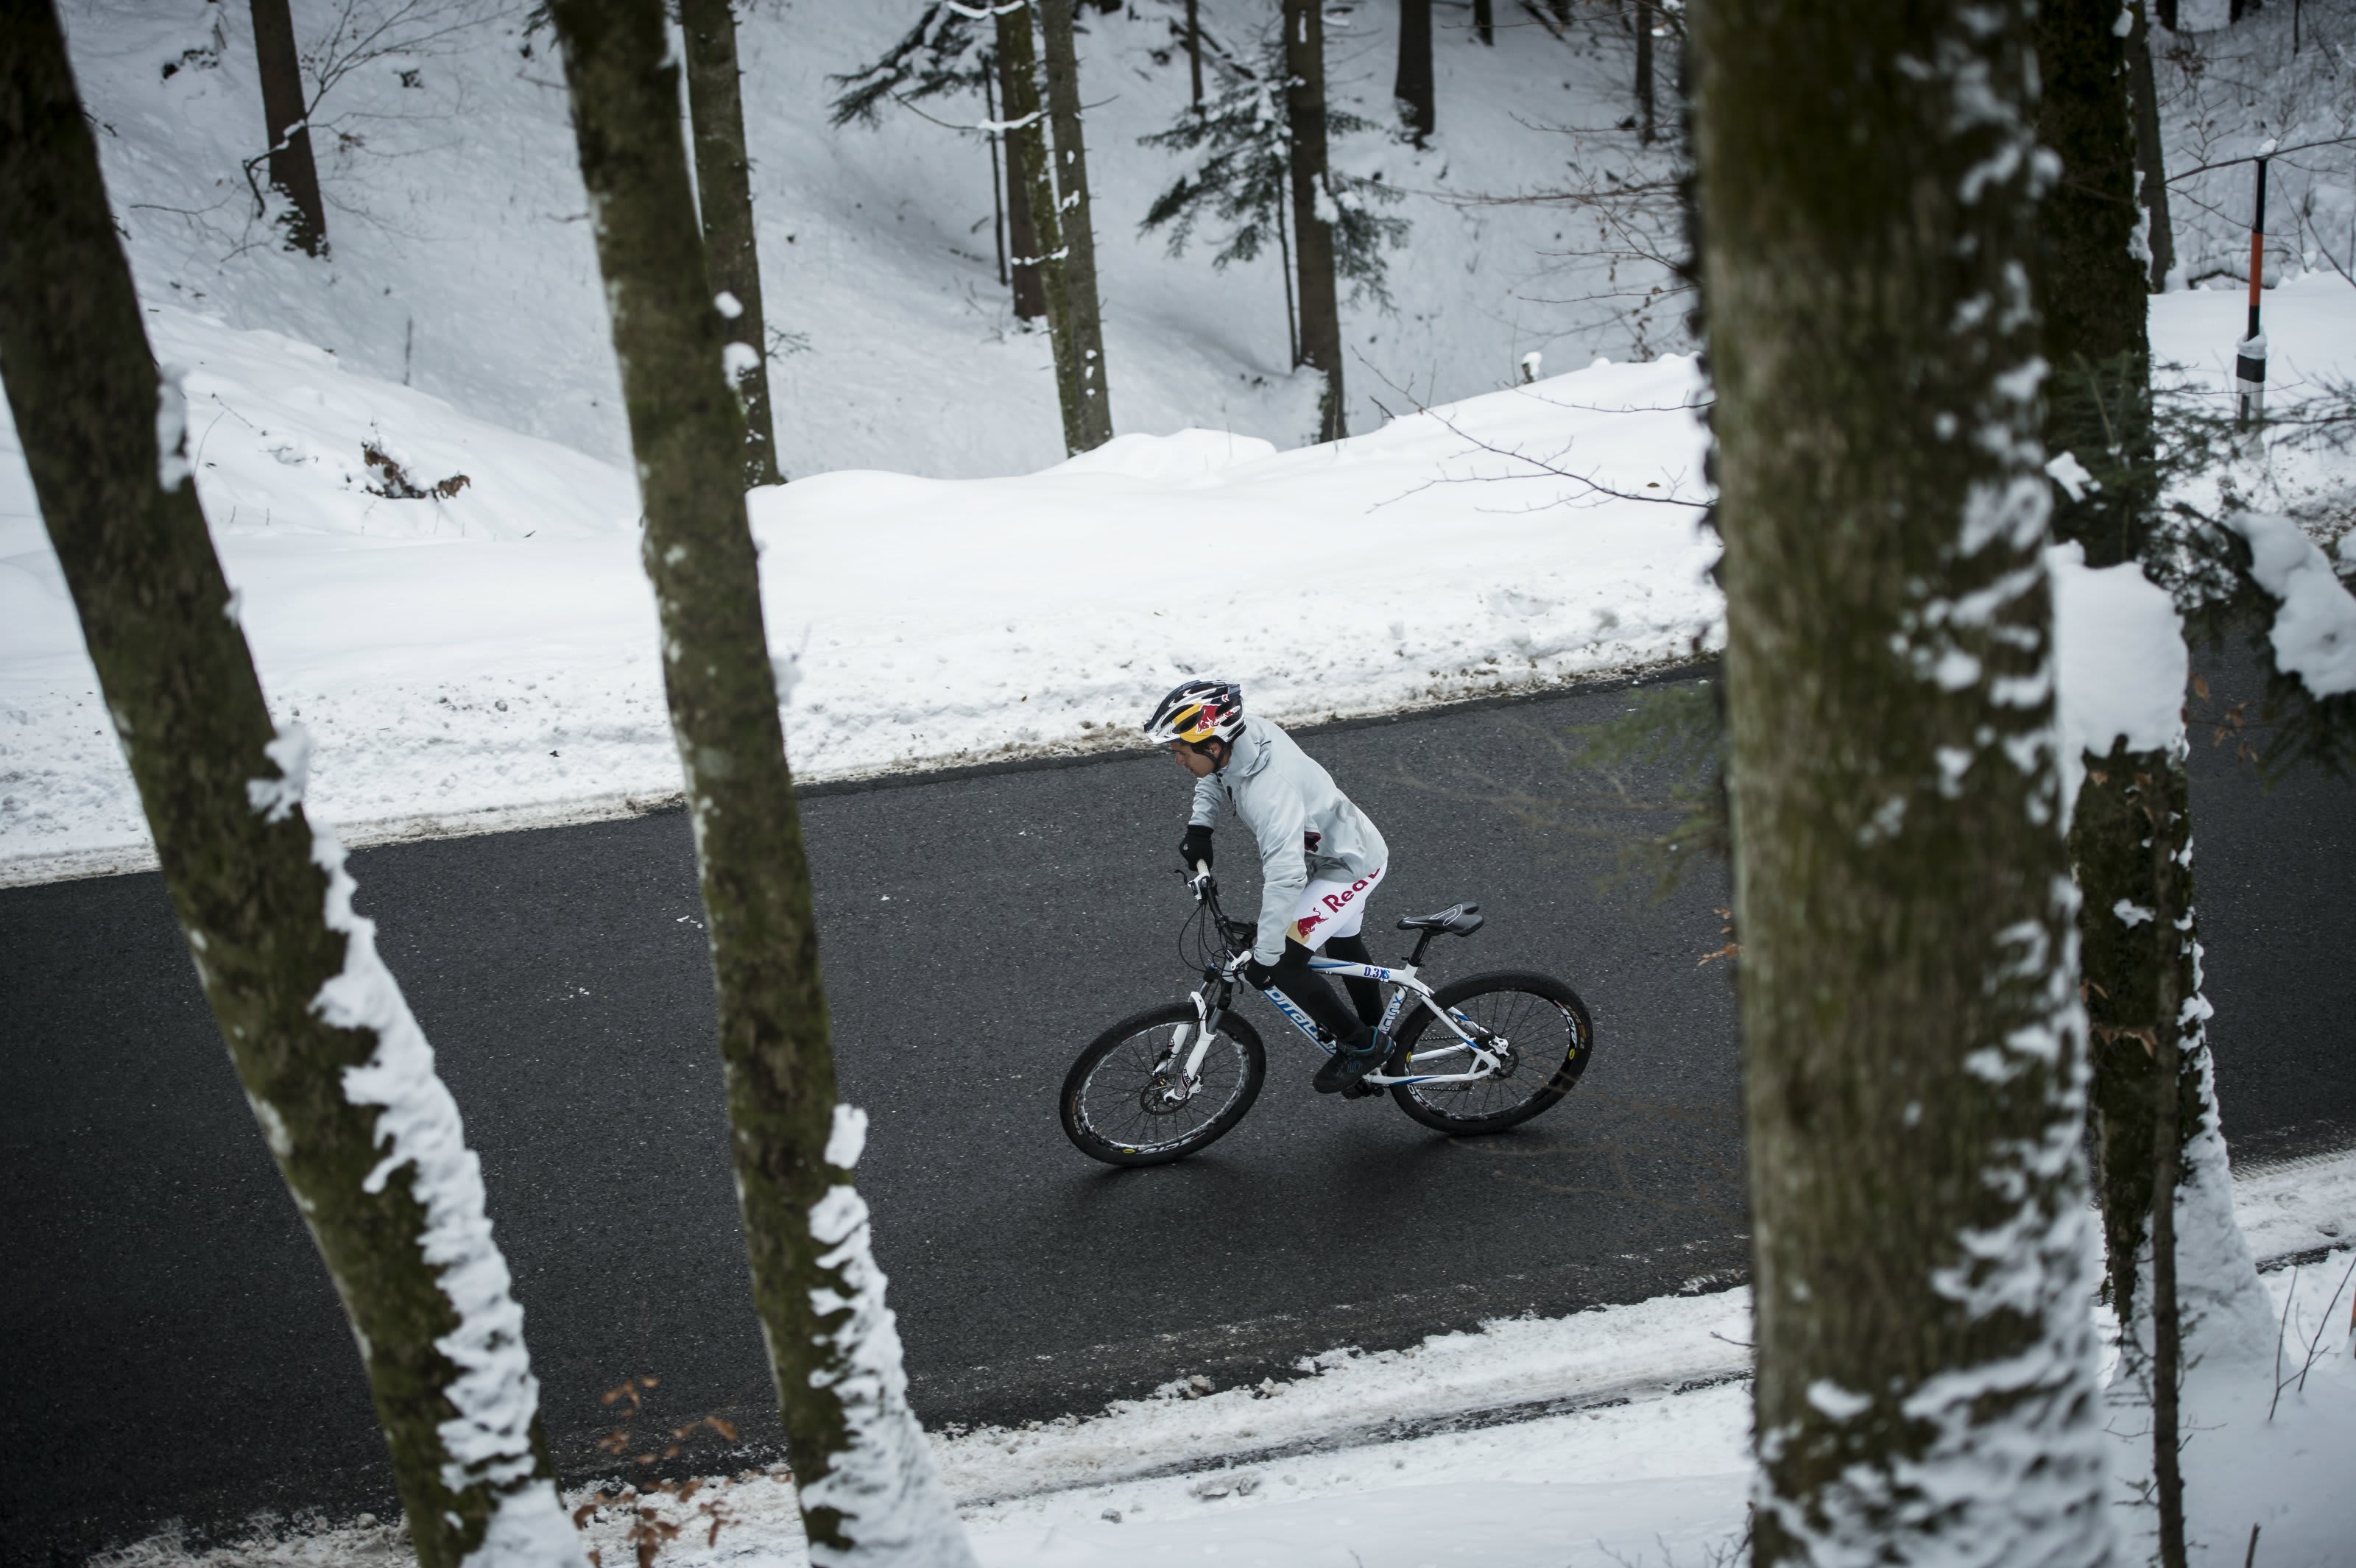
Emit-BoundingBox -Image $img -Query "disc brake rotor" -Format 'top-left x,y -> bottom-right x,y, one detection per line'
1138,1074 -> 1196,1115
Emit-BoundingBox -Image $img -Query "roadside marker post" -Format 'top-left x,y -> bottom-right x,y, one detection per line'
2235,150 -> 2271,429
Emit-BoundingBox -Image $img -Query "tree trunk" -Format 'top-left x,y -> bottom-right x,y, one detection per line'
247,0 -> 327,255
2036,0 -> 2154,570
2145,762 -> 2187,1568
1394,0 -> 1433,146
1036,0 -> 1114,451
2070,744 -> 2272,1559
1473,0 -> 1494,46
1283,0 -> 1346,441
0,11 -> 579,1567
1277,178 -> 1299,366
984,61 -> 1007,287
1186,0 -> 1203,105
1691,0 -> 2115,1560
680,0 -> 781,487
1634,0 -> 1655,146
2035,1 -> 2272,1429
993,42 -> 1046,322
996,3 -> 1089,452
542,4 -> 977,1561
2127,2 -> 2176,293
2155,0 -> 2177,29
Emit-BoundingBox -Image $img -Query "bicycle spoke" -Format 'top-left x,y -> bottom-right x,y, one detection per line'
1400,983 -> 1584,1126
1076,1021 -> 1252,1156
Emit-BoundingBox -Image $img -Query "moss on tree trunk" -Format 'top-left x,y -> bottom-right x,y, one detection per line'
545,2 -> 974,1560
681,0 -> 781,487
1036,0 -> 1112,451
1283,0 -> 1345,441
0,11 -> 572,1566
1692,0 -> 2112,1559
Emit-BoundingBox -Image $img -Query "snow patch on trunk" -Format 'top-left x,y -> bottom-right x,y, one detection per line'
2048,541 -> 2188,822
801,1109 -> 976,1567
247,723 -> 585,1566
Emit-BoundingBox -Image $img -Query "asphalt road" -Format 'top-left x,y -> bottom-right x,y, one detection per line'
4,665 -> 2350,1562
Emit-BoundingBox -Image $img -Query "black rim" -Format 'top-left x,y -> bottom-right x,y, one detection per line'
1073,1019 -> 1252,1156
1400,987 -> 1581,1123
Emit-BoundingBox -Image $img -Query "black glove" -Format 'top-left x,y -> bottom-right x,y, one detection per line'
1243,955 -> 1278,989
1179,824 -> 1214,872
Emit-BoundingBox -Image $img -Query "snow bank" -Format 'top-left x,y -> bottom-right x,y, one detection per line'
0,315 -> 1716,883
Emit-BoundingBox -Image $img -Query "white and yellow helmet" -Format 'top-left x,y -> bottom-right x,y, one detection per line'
1143,679 -> 1245,746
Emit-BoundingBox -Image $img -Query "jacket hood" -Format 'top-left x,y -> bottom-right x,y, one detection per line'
1224,715 -> 1276,780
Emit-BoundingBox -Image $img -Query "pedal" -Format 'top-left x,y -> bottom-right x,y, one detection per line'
1341,1077 -> 1384,1101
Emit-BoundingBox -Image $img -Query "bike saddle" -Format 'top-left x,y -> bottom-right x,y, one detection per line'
1397,902 -> 1484,936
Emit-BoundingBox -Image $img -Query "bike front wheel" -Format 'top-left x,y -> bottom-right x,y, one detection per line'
1060,1003 -> 1267,1167
1386,971 -> 1594,1135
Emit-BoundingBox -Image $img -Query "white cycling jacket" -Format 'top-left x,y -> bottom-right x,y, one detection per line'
1189,713 -> 1389,964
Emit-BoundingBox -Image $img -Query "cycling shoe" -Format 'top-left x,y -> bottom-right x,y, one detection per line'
1313,1042 -> 1383,1095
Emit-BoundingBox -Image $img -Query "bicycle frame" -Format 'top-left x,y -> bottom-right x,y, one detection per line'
1170,872 -> 1506,1091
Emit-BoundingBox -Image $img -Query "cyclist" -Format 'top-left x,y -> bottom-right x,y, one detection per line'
1143,679 -> 1391,1095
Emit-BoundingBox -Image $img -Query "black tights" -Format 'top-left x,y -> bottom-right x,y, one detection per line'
1269,932 -> 1383,1050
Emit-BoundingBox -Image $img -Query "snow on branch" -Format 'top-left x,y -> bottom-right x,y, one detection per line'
2223,512 -> 2356,699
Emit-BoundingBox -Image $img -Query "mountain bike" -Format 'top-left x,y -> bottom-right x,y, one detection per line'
1059,868 -> 1596,1166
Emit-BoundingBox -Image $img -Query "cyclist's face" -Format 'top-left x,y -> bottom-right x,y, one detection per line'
1168,742 -> 1219,778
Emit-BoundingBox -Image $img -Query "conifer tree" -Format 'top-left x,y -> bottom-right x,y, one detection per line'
682,0 -> 780,486
831,1 -> 1108,452
1139,38 -> 1408,358
2126,1 -> 2175,292
0,10 -> 581,1566
1394,0 -> 1433,145
2033,18 -> 2268,1564
2037,0 -> 2153,568
1185,0 -> 1204,104
544,1 -> 978,1560
1037,0 -> 1113,449
1634,0 -> 1656,146
248,0 -> 327,253
995,42 -> 1046,322
1285,0 -> 1345,438
829,4 -> 1042,319
991,0 -> 1092,453
1692,0 -> 2115,1560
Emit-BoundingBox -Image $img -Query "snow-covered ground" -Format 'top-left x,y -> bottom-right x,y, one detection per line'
0,306 -> 1719,883
10,275 -> 2355,884
7,0 -> 2355,883
96,1147 -> 2356,1568
48,0 -> 1685,480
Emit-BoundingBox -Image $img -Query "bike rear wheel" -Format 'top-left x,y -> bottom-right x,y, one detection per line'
1061,1003 -> 1266,1167
1386,971 -> 1594,1134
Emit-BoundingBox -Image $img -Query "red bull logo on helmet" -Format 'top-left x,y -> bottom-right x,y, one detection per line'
1176,702 -> 1224,744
